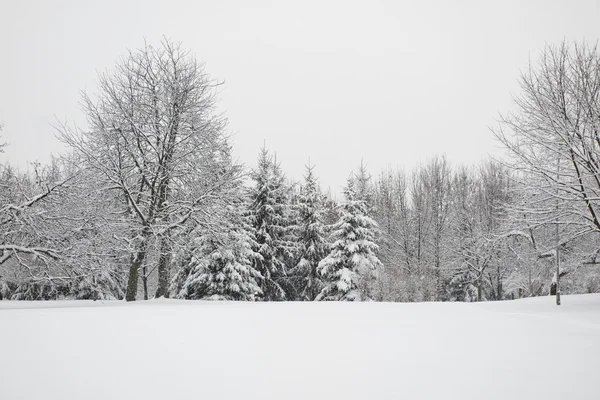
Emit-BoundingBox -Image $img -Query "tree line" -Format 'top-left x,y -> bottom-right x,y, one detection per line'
1,39 -> 599,302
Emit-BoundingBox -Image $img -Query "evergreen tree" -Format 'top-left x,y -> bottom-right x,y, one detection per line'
271,155 -> 299,276
290,163 -> 327,300
175,205 -> 262,301
317,176 -> 382,301
277,179 -> 303,299
248,147 -> 293,300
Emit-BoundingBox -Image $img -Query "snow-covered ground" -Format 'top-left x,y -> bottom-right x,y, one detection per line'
1,295 -> 599,400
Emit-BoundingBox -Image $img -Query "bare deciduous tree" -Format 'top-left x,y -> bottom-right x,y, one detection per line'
494,41 -> 600,300
0,158 -> 80,299
494,41 -> 600,239
58,39 -> 239,301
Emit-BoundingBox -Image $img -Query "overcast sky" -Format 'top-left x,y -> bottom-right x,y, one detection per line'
1,0 -> 599,194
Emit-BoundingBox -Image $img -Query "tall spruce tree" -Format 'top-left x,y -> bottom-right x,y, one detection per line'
317,176 -> 382,301
290,163 -> 327,300
248,147 -> 293,300
271,155 -> 298,278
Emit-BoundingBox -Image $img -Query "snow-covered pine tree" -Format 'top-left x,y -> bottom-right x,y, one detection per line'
175,202 -> 262,301
290,163 -> 327,300
248,147 -> 293,300
317,176 -> 382,301
353,160 -> 385,299
271,154 -> 299,279
278,178 -> 303,299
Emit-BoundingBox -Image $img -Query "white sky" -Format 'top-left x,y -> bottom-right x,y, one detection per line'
1,0 -> 599,194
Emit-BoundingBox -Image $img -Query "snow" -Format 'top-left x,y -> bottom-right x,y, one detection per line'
1,295 -> 599,399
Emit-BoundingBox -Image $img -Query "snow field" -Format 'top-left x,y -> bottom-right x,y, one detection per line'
1,294 -> 599,399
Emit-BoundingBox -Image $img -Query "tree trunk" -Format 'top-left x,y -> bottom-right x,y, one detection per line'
142,264 -> 148,300
125,249 -> 145,301
155,235 -> 172,298
125,230 -> 150,302
434,266 -> 442,301
496,265 -> 503,300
